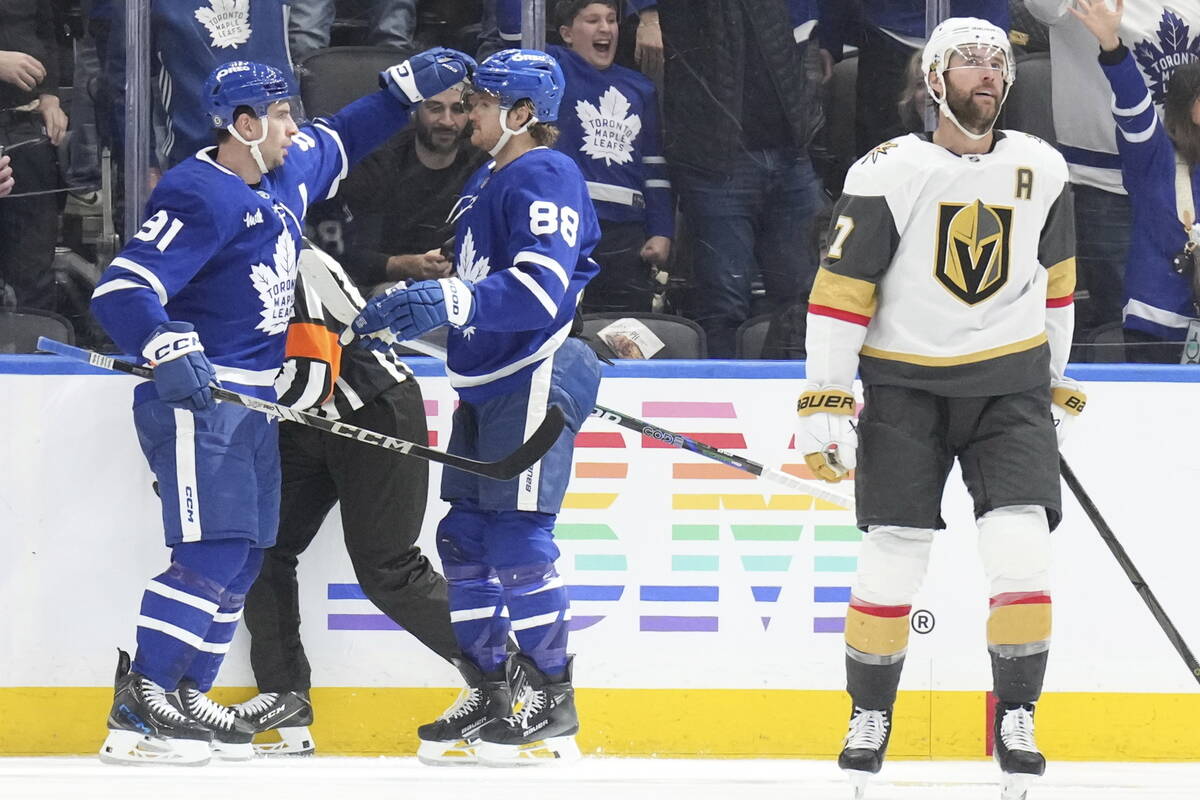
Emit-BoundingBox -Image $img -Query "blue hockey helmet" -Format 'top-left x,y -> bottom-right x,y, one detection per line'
471,49 -> 565,122
203,61 -> 294,129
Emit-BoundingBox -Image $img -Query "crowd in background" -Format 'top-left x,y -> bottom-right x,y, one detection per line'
2,0 -> 1199,362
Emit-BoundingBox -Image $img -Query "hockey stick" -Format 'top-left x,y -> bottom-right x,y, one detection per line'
36,337 -> 564,482
590,405 -> 855,509
1060,457 -> 1200,685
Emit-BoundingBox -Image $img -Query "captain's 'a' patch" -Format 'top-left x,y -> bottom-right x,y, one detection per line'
933,199 -> 1013,305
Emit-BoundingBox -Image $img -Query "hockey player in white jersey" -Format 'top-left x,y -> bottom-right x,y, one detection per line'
795,18 -> 1082,800
89,48 -> 476,766
348,49 -> 603,766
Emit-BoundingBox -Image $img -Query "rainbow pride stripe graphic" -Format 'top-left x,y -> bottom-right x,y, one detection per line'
327,399 -> 860,635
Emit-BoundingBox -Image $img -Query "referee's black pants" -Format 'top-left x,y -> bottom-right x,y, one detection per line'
244,378 -> 461,692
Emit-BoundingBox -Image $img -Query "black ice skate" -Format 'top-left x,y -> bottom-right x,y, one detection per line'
172,680 -> 257,761
417,658 -> 512,765
232,691 -> 315,756
99,649 -> 212,766
838,706 -> 892,799
994,702 -> 1045,800
477,654 -> 580,766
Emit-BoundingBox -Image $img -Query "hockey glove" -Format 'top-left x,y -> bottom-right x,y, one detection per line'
796,384 -> 858,483
380,47 -> 476,106
348,277 -> 476,347
142,321 -> 217,413
1050,378 -> 1086,448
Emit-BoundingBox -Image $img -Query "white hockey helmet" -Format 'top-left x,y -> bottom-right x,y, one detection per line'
922,17 -> 1015,139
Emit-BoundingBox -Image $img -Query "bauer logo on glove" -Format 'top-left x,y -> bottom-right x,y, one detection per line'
795,386 -> 858,483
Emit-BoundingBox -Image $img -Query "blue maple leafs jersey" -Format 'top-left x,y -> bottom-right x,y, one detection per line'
446,148 -> 601,401
92,91 -> 412,402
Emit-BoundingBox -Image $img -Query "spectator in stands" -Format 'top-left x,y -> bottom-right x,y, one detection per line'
0,1 -> 67,313
0,153 -> 11,197
658,0 -> 823,358
549,0 -> 673,314
308,83 -> 487,290
109,0 -> 297,168
819,1 -> 1009,156
1024,0 -> 1200,345
290,0 -> 417,63
1073,0 -> 1200,363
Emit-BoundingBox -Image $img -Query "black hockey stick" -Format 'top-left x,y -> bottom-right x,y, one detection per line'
590,404 -> 855,508
37,337 -> 564,482
1060,457 -> 1200,685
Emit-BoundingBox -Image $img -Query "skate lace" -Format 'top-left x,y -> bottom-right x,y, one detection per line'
999,706 -> 1038,753
233,692 -> 279,716
844,707 -> 889,751
503,684 -> 545,728
440,686 -> 483,720
138,679 -> 190,723
183,688 -> 238,731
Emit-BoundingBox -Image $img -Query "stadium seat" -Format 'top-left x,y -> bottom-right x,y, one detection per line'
581,312 -> 707,359
1082,321 -> 1126,363
297,45 -> 418,118
0,308 -> 75,354
734,313 -> 773,359
999,52 -> 1057,148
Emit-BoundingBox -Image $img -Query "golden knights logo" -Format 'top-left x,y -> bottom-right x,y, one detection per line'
933,200 -> 1012,305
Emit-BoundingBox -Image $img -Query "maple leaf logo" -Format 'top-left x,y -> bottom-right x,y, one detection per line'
250,231 -> 297,335
456,228 -> 491,283
575,87 -> 642,166
194,0 -> 253,50
1132,10 -> 1200,105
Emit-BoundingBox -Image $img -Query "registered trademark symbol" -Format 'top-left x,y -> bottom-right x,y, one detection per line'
911,609 -> 935,634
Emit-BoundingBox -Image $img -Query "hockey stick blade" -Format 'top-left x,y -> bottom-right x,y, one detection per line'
36,337 -> 564,481
590,404 -> 855,509
1061,457 -> 1200,685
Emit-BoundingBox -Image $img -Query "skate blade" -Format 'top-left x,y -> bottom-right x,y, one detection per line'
99,729 -> 211,766
1001,771 -> 1036,800
477,735 -> 581,767
417,738 -> 480,766
252,726 -> 315,757
211,740 -> 255,761
845,768 -> 872,800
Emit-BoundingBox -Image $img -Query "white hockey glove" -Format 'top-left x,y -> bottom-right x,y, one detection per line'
796,384 -> 858,483
1050,379 -> 1087,448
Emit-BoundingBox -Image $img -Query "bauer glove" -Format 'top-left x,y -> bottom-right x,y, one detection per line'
796,384 -> 858,483
1050,378 -> 1086,448
381,47 -> 476,106
142,321 -> 217,412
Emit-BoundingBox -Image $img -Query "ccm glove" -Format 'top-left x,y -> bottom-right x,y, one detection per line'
1050,378 -> 1086,448
380,47 -> 476,105
346,277 -> 476,347
142,322 -> 217,412
796,384 -> 858,483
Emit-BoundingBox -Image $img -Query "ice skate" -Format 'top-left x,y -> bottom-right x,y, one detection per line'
172,680 -> 257,761
99,649 -> 212,766
417,658 -> 512,765
837,706 -> 892,799
477,654 -> 580,766
232,691 -> 315,756
995,702 -> 1045,800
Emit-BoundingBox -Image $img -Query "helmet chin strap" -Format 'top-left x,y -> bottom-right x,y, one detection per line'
227,116 -> 271,174
488,105 -> 536,157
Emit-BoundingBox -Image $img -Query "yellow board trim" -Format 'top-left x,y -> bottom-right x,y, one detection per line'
861,332 -> 1047,367
3,687 -> 1198,761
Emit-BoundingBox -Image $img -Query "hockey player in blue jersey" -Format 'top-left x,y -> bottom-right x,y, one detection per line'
1072,0 -> 1200,361
90,48 -> 476,766
347,48 -> 602,766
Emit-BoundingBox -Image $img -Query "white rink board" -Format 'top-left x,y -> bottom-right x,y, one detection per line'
1,361 -> 1198,695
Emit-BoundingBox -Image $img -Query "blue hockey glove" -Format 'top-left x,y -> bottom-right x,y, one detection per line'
348,278 -> 476,344
380,47 -> 476,106
141,321 -> 217,412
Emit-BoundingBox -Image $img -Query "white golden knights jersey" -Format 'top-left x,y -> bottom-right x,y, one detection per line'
807,131 -> 1076,397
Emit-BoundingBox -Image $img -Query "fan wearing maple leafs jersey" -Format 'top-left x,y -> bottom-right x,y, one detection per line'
88,51 -> 476,767
548,0 -> 674,313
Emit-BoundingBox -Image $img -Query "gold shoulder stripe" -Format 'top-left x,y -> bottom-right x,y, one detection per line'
1045,257 -> 1076,299
810,269 -> 878,319
861,332 -> 1048,367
